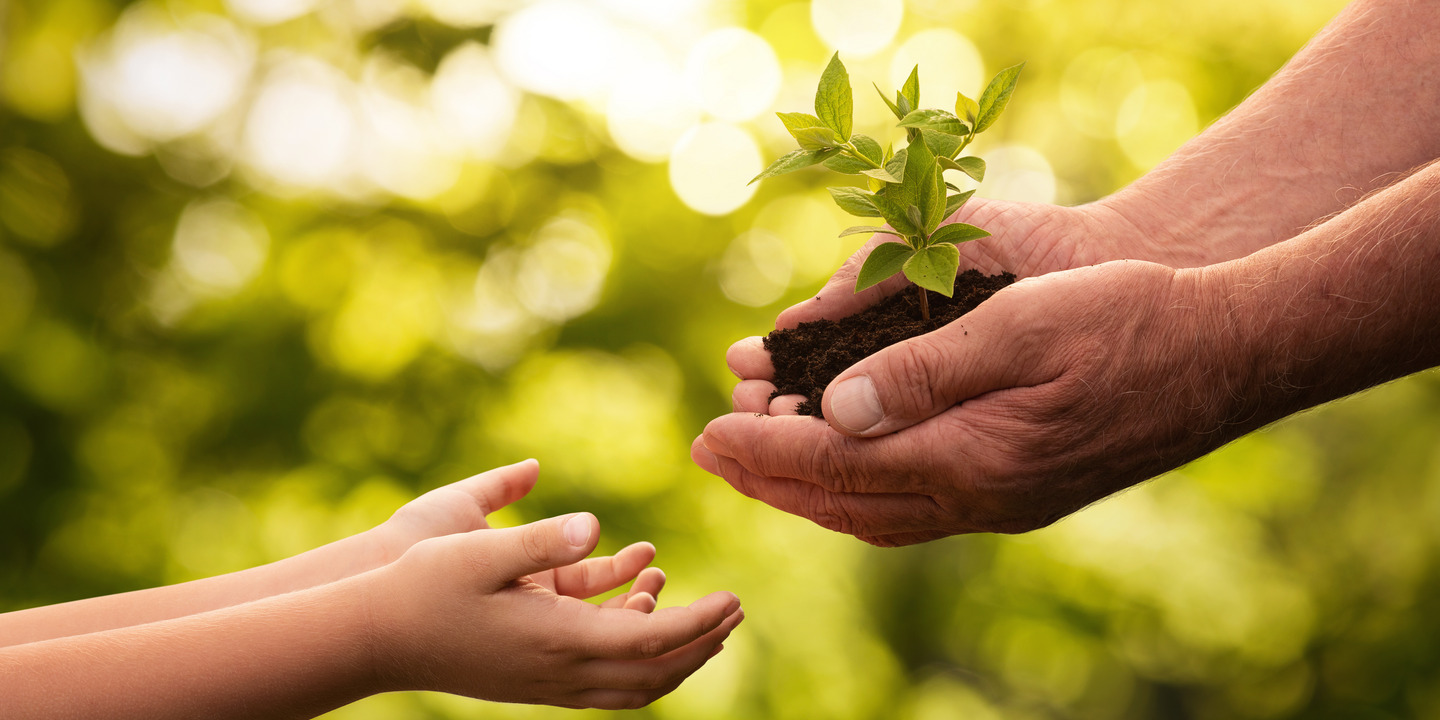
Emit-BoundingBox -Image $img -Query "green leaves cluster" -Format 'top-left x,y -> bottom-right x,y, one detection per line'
751,54 -> 1024,298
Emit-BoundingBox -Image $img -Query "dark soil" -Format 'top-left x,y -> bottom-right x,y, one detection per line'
765,269 -> 1016,418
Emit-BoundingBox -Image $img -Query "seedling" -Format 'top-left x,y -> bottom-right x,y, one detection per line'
751,54 -> 1024,321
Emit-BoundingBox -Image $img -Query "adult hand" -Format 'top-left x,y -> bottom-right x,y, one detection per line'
725,197 -> 1171,415
696,259 -> 1241,545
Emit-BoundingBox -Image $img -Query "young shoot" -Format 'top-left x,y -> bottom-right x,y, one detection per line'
750,54 -> 1025,322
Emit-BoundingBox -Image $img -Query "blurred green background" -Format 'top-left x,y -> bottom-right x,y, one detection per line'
6,0 -> 1440,717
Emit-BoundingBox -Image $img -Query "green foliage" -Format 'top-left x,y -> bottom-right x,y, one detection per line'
755,55 -> 1024,310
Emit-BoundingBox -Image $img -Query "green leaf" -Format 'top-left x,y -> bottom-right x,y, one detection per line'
838,225 -> 902,238
776,112 -> 825,136
850,134 -> 884,166
956,91 -> 980,124
898,109 -> 967,136
930,222 -> 991,245
870,193 -> 917,236
791,126 -> 843,150
926,163 -> 947,232
944,189 -> 976,218
875,83 -> 904,120
900,66 -> 920,111
749,147 -> 842,184
905,205 -> 924,235
918,166 -> 943,234
825,155 -> 871,174
902,243 -> 961,297
828,187 -> 882,217
815,53 -> 853,141
855,242 -> 916,293
860,166 -> 901,184
883,147 -> 908,184
896,135 -> 935,210
921,130 -> 963,159
939,155 -> 986,182
975,62 -> 1025,133
896,92 -> 914,117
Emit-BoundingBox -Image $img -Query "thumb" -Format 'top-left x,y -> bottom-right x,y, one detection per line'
819,310 -> 1021,437
476,513 -> 599,586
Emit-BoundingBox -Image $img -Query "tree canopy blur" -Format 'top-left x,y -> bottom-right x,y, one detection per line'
6,0 -> 1440,717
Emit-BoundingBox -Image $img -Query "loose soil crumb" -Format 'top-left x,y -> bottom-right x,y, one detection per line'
764,270 -> 1016,417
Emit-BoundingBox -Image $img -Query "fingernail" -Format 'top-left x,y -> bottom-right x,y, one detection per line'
564,514 -> 592,546
830,375 -> 883,433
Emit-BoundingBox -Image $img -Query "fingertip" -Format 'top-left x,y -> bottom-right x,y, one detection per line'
690,435 -> 720,475
767,394 -> 806,416
725,337 -> 773,380
625,591 -> 657,613
563,512 -> 598,549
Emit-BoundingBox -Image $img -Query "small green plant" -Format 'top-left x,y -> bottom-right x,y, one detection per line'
751,54 -> 1024,322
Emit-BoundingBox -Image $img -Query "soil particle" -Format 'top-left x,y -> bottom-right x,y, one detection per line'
764,270 -> 1015,418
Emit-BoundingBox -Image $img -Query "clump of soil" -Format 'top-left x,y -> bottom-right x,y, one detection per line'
765,269 -> 1016,418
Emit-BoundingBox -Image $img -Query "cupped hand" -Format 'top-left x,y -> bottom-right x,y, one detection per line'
368,513 -> 743,709
726,197 -> 1165,415
698,259 -> 1241,545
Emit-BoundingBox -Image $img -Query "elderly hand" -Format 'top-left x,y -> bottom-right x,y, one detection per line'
696,259 -> 1239,545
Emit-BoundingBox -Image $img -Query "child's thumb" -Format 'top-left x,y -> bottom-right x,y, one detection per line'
478,513 -> 598,585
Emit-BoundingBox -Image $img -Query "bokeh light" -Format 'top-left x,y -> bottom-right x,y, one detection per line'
241,56 -> 358,191
685,28 -> 783,122
812,0 -> 904,58
889,29 -> 984,105
669,122 -> 762,216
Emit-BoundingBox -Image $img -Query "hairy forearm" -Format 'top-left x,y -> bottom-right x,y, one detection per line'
1201,159 -> 1440,434
1105,0 -> 1440,267
0,529 -> 383,648
0,576 -> 376,720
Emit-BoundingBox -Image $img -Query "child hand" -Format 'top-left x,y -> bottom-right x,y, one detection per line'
366,512 -> 743,710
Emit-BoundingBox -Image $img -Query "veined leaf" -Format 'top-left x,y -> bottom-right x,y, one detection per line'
900,66 -> 920,111
902,243 -> 961,297
898,109 -> 968,136
976,62 -> 1025,133
855,242 -> 916,293
776,112 -> 824,136
956,91 -> 980,124
816,53 -> 853,140
896,135 -> 935,210
861,166 -> 902,184
828,187 -> 882,217
875,83 -> 904,120
926,163 -> 947,232
897,92 -> 914,117
939,155 -> 986,182
883,147 -> 908,184
749,147 -> 841,184
838,225 -> 902,238
930,222 -> 991,245
870,193 -> 917,236
905,205 -> 924,235
944,189 -> 976,218
922,130 -> 963,160
825,154 -> 871,174
792,126 -> 843,150
850,134 -> 884,166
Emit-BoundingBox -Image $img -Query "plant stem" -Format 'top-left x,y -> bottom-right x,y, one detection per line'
843,144 -> 884,169
917,285 -> 930,322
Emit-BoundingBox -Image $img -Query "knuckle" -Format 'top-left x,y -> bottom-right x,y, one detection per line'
631,628 -> 667,659
886,337 -> 953,415
810,492 -> 858,536
521,525 -> 553,568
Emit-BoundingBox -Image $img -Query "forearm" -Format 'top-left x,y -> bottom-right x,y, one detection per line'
0,529 -> 385,647
1200,159 -> 1440,433
0,575 -> 378,720
1103,0 -> 1440,267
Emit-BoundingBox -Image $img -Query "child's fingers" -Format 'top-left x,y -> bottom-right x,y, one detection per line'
435,459 -> 540,517
570,607 -> 744,705
621,591 -> 657,613
629,567 -> 666,603
551,542 -> 657,599
578,591 -> 740,660
471,513 -> 600,588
